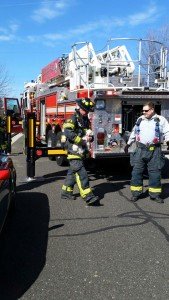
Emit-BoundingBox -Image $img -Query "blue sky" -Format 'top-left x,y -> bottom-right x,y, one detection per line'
0,0 -> 169,98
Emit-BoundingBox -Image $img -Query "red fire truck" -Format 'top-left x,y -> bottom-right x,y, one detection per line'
22,38 -> 169,165
0,97 -> 23,134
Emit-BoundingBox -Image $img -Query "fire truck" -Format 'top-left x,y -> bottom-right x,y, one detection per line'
22,38 -> 169,165
0,97 -> 22,134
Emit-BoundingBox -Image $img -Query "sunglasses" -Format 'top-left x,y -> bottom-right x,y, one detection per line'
142,109 -> 151,112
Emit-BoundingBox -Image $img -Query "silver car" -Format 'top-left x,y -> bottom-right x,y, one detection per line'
0,154 -> 16,234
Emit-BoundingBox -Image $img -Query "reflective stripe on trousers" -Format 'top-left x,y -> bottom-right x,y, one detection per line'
130,146 -> 164,198
62,159 -> 92,198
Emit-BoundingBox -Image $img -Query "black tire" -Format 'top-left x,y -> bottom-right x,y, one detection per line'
56,155 -> 68,166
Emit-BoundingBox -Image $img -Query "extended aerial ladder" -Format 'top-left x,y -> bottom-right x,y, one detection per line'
62,41 -> 135,91
58,38 -> 168,93
24,38 -> 168,101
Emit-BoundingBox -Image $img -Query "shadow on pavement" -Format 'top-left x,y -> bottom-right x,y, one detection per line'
17,169 -> 67,192
94,180 -> 130,201
0,192 -> 50,300
86,157 -> 132,181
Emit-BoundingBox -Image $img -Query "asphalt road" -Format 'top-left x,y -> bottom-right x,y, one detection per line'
0,136 -> 169,300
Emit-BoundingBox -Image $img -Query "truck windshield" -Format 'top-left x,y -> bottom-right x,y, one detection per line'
6,98 -> 20,114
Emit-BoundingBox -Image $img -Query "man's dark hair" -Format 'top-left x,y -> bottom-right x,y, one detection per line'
144,102 -> 155,109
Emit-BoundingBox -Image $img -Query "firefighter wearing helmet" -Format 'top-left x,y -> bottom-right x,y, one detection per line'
61,97 -> 99,206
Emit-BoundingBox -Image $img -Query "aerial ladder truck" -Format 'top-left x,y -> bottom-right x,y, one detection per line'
22,37 -> 169,165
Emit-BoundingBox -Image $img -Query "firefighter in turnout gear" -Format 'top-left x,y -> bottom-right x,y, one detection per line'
125,102 -> 169,203
61,98 -> 99,206
0,116 -> 7,153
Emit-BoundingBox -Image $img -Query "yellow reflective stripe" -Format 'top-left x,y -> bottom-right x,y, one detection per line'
130,186 -> 143,191
63,123 -> 75,129
28,118 -> 35,147
66,119 -> 73,123
62,185 -> 73,192
82,98 -> 86,104
76,173 -> 92,198
67,154 -> 81,159
62,185 -> 67,191
82,99 -> 92,105
6,115 -> 11,133
48,149 -> 67,155
149,187 -> 162,193
74,136 -> 82,144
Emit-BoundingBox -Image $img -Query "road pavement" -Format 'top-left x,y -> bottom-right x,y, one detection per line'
0,136 -> 169,300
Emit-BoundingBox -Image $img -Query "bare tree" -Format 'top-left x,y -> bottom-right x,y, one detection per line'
141,25 -> 169,83
0,64 -> 13,97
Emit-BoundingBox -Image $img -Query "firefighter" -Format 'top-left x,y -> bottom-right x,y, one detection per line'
124,101 -> 169,203
0,115 -> 7,154
61,98 -> 99,206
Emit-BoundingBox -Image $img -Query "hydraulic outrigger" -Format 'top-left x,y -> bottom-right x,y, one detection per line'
25,112 -> 67,181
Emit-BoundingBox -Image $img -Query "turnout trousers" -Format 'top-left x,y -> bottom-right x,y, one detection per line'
61,158 -> 93,199
130,146 -> 165,199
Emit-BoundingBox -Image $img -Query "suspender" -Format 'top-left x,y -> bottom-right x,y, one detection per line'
153,117 -> 160,143
135,118 -> 142,142
135,117 -> 160,143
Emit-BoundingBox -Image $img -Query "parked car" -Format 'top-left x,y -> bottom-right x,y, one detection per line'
0,154 -> 16,234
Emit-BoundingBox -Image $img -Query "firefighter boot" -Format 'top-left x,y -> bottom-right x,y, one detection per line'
61,191 -> 76,200
85,194 -> 100,206
130,195 -> 139,202
150,196 -> 164,204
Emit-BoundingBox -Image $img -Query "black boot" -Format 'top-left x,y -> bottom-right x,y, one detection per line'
61,192 -> 76,200
130,195 -> 139,202
150,196 -> 164,204
85,194 -> 100,206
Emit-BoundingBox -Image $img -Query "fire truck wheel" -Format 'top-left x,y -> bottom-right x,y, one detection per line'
49,156 -> 55,161
56,155 -> 68,167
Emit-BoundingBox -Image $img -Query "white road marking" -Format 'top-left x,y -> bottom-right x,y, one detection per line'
12,133 -> 23,144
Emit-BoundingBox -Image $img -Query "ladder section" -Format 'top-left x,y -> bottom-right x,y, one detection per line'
67,38 -> 168,92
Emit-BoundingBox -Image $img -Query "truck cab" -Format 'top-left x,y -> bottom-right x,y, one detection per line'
0,97 -> 22,134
